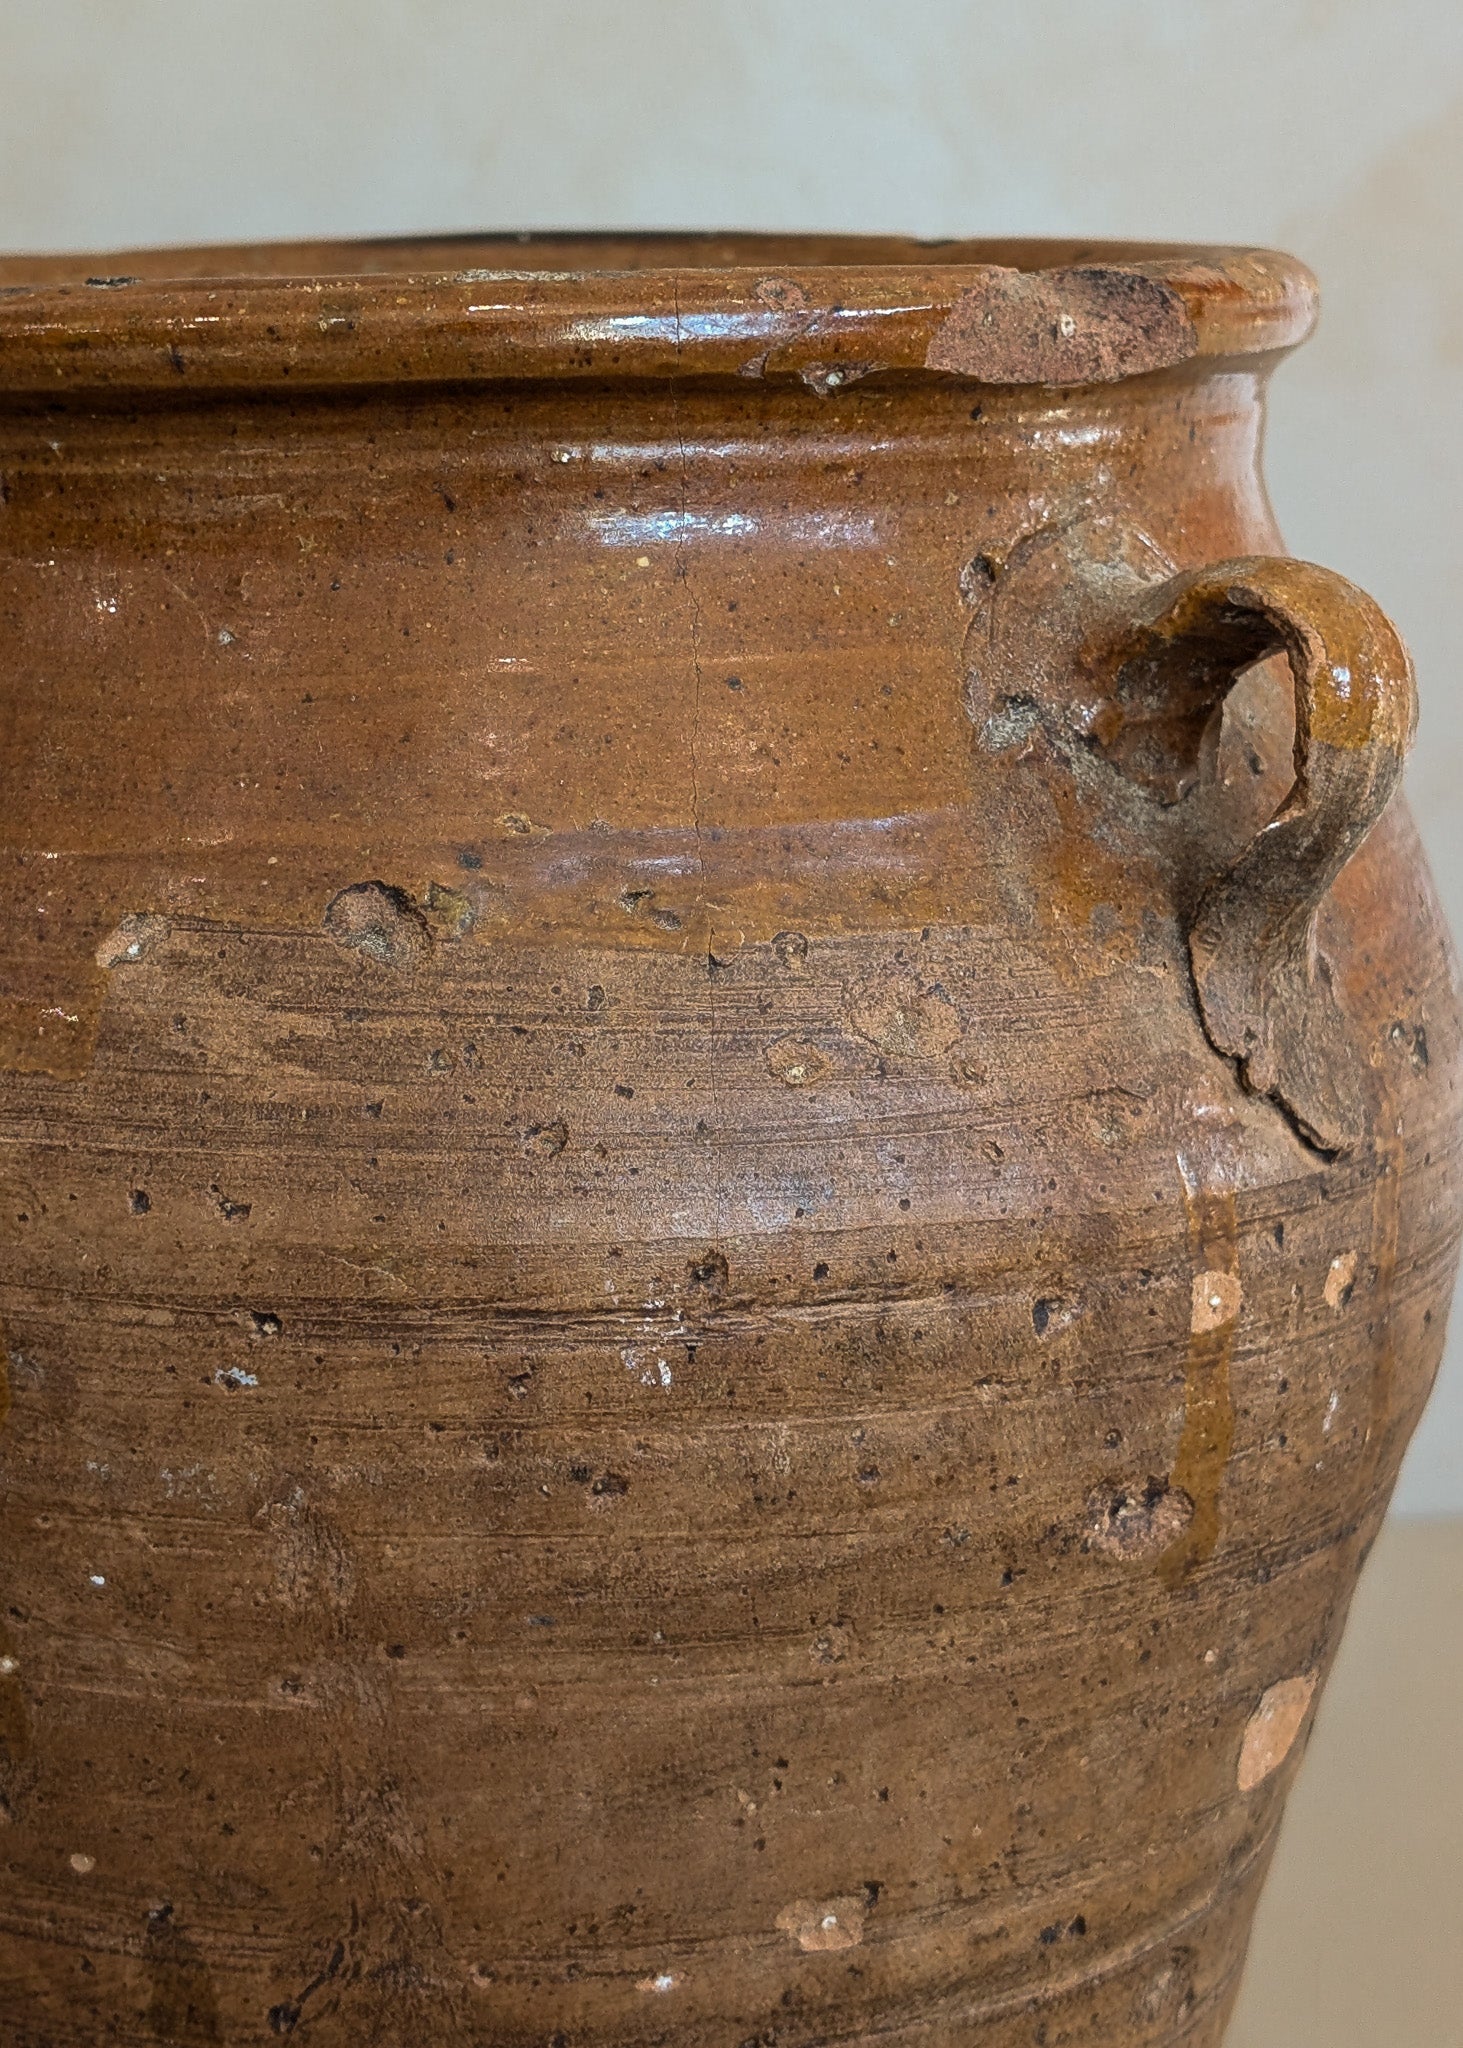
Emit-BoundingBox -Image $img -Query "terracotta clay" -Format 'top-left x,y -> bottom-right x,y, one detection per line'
0,234 -> 1456,2047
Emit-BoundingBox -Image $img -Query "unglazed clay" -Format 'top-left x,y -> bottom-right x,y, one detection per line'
0,235 -> 1456,2046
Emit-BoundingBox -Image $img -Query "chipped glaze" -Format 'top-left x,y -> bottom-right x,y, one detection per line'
1237,1673 -> 1320,1794
0,233 -> 1458,2048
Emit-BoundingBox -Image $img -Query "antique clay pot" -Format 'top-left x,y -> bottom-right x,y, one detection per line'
0,235 -> 1457,2047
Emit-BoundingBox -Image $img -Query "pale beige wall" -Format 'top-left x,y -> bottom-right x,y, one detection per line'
2,0 -> 1459,1507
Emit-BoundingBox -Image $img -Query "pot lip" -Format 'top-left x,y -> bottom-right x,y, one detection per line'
0,233 -> 1318,394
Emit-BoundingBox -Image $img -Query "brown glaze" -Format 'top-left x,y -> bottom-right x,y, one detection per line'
0,235 -> 1456,2048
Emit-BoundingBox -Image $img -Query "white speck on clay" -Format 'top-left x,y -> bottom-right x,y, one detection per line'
764,1035 -> 833,1087
1191,1269 -> 1242,1333
776,1894 -> 867,1952
1324,1250 -> 1358,1310
1323,1391 -> 1340,1433
0,1655 -> 18,1674
622,1345 -> 673,1388
215,1367 -> 259,1390
1238,1672 -> 1317,1792
70,1853 -> 95,1874
95,912 -> 171,970
88,1574 -> 106,1588
159,1464 -> 210,1499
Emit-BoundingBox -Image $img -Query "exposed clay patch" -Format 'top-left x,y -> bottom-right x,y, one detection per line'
322,882 -> 430,969
765,1037 -> 832,1087
800,360 -> 880,395
1191,1269 -> 1243,1333
1388,1017 -> 1430,1072
1085,1479 -> 1194,1561
951,1041 -> 989,1086
96,911 -> 172,968
422,880 -> 477,939
1324,1249 -> 1358,1310
810,1619 -> 855,1666
617,887 -> 683,933
926,266 -> 1197,384
776,1895 -> 866,1952
754,277 -> 811,311
978,696 -> 1041,754
849,975 -> 962,1059
1238,1672 -> 1318,1792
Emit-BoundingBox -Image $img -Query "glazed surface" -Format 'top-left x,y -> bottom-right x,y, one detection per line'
0,234 -> 1314,390
0,251 -> 1457,2045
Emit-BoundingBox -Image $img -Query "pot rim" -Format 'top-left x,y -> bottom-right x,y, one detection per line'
0,233 -> 1317,394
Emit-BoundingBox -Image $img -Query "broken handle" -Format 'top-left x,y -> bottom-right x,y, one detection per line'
1104,557 -> 1417,1154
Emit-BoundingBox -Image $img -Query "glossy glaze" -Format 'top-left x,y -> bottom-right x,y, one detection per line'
0,236 -> 1456,2047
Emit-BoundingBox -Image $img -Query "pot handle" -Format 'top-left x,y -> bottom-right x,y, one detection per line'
1100,557 -> 1417,1155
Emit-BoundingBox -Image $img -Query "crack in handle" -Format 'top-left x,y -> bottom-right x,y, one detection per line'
1103,557 -> 1416,1153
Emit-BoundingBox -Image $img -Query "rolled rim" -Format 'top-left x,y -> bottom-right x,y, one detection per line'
0,233 -> 1317,393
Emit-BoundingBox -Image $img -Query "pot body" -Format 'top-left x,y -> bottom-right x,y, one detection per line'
0,245 -> 1459,2047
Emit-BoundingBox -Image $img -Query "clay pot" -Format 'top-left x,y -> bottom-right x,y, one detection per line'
0,235 -> 1456,2047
